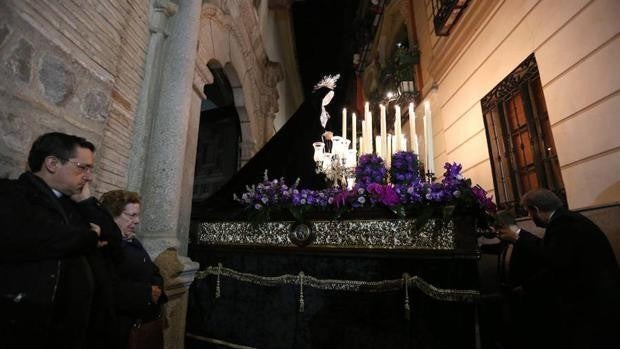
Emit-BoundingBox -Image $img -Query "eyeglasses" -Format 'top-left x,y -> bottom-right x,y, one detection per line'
56,157 -> 95,174
122,211 -> 140,220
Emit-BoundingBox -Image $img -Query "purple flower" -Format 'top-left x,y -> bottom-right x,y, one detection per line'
355,154 -> 388,186
366,183 -> 401,206
390,151 -> 420,186
472,185 -> 497,213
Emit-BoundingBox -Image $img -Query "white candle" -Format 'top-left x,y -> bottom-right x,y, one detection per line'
352,113 -> 357,156
394,105 -> 402,153
375,135 -> 382,157
361,120 -> 366,155
342,108 -> 347,140
408,102 -> 417,153
386,134 -> 392,168
367,110 -> 373,155
359,136 -> 363,156
400,135 -> 407,152
391,134 -> 397,155
379,104 -> 387,160
424,101 -> 434,173
423,112 -> 428,169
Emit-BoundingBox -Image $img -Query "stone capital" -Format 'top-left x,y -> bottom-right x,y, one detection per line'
154,0 -> 178,17
262,59 -> 284,89
268,0 -> 292,10
193,63 -> 213,99
150,0 -> 178,34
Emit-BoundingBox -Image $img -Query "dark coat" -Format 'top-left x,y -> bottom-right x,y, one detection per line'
0,173 -> 122,349
115,237 -> 167,345
512,208 -> 620,348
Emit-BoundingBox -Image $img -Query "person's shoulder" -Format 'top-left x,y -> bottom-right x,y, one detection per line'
0,175 -> 23,193
552,208 -> 604,237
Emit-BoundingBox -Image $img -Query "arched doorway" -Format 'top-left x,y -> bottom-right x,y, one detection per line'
192,62 -> 242,200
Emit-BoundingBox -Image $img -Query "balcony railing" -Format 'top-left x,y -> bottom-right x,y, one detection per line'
432,0 -> 469,36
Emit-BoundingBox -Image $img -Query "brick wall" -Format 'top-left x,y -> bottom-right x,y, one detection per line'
0,0 -> 150,196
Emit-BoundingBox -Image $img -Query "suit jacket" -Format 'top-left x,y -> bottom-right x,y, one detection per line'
513,208 -> 620,348
0,173 -> 121,349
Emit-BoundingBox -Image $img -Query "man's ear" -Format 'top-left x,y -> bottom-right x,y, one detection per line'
43,156 -> 60,174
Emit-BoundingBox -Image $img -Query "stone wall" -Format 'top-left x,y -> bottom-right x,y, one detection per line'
0,0 -> 150,198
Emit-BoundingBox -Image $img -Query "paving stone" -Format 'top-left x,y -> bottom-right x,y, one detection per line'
82,90 -> 109,121
39,54 -> 75,105
6,38 -> 33,83
0,111 -> 32,153
0,24 -> 10,48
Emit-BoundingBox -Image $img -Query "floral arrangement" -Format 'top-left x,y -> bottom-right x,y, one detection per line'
235,154 -> 497,227
355,154 -> 388,187
389,151 -> 420,185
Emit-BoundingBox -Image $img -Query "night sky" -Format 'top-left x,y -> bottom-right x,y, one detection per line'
292,0 -> 361,110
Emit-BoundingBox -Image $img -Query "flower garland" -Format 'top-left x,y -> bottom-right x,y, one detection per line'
235,154 -> 497,225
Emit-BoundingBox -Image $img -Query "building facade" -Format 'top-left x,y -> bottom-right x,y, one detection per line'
360,0 -> 620,256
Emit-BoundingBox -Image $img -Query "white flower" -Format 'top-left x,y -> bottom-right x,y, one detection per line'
254,203 -> 262,209
357,196 -> 366,204
453,190 -> 461,198
261,197 -> 269,204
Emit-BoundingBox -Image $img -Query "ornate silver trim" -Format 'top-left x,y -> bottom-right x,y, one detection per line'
199,218 -> 455,250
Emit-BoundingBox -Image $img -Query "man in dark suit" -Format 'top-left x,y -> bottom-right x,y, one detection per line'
497,189 -> 620,348
0,132 -> 122,349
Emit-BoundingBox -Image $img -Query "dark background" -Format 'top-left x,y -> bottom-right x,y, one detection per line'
292,0 -> 361,110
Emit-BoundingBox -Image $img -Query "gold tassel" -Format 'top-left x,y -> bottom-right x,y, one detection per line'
403,273 -> 410,321
215,263 -> 222,299
298,271 -> 305,313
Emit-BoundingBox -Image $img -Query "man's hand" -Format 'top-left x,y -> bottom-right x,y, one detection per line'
323,131 -> 333,141
71,182 -> 92,202
90,223 -> 108,247
496,224 -> 520,243
151,285 -> 162,304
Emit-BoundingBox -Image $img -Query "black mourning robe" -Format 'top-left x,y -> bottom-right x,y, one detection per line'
194,87 -> 336,218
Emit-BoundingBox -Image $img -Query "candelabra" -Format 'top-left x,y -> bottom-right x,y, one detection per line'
313,136 -> 356,189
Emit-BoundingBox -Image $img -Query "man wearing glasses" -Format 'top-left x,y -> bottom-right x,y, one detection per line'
0,132 -> 122,348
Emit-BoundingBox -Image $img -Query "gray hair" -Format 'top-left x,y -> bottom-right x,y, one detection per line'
520,189 -> 564,212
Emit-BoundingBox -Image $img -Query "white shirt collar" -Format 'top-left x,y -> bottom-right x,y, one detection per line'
51,189 -> 63,198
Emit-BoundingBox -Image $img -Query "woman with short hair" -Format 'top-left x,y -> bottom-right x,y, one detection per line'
101,190 -> 167,349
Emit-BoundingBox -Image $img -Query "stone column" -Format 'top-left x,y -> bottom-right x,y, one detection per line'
140,0 -> 200,254
128,0 -> 178,192
136,1 -> 202,349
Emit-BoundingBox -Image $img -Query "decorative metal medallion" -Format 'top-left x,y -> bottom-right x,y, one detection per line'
288,222 -> 315,247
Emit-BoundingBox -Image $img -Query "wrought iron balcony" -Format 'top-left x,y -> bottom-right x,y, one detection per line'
432,0 -> 469,36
